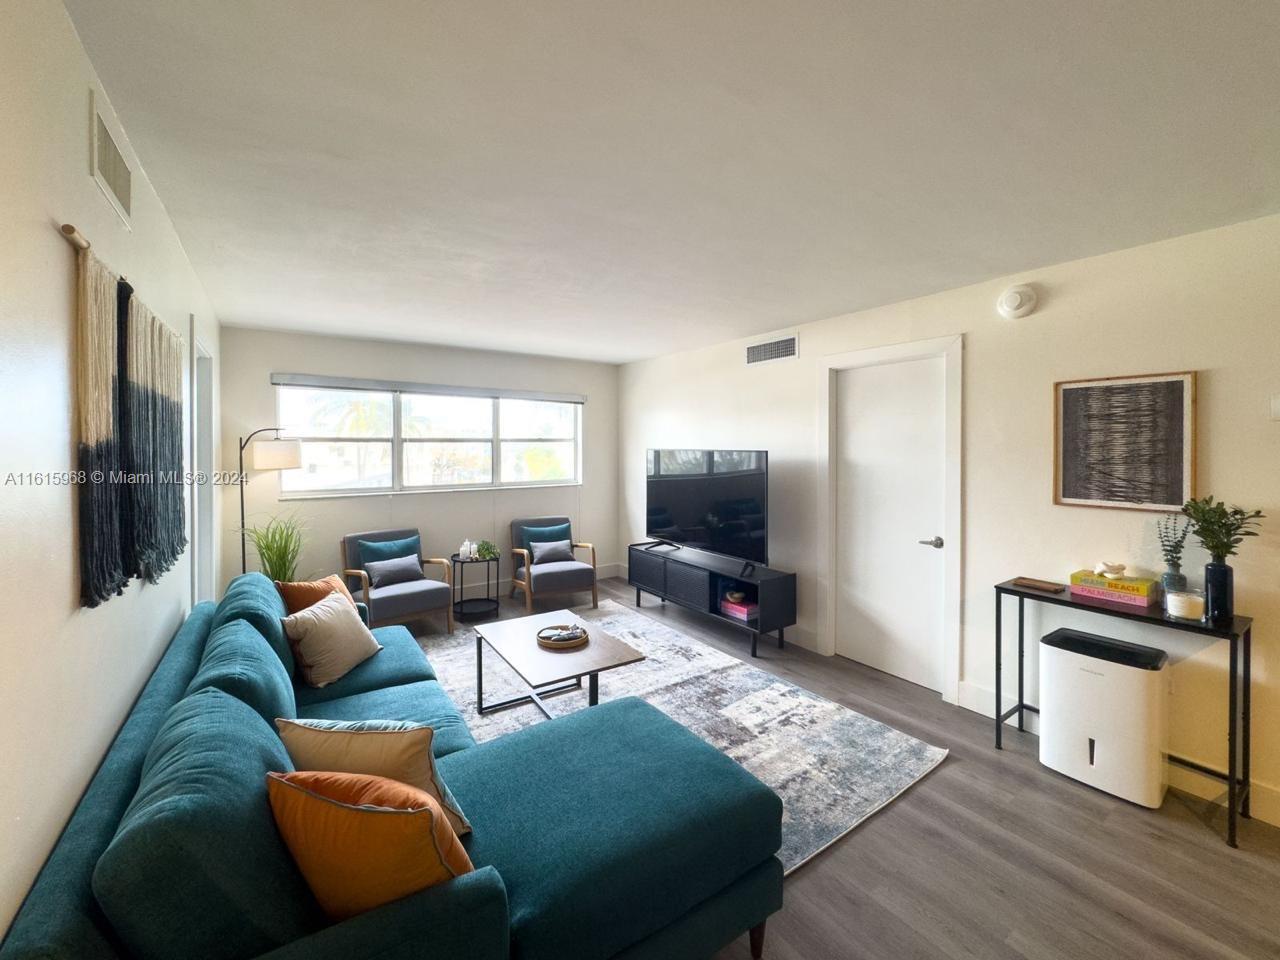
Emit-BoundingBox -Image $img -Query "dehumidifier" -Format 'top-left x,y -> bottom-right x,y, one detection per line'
1039,627 -> 1169,808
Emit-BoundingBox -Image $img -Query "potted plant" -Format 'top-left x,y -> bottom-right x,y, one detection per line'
1155,514 -> 1191,593
475,539 -> 499,561
244,514 -> 305,582
1181,497 -> 1264,623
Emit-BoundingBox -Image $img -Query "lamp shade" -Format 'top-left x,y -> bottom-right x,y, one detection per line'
250,438 -> 302,470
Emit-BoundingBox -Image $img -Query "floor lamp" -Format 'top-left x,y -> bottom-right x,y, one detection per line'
239,428 -> 302,573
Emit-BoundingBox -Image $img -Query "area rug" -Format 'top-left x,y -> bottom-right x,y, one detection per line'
418,600 -> 947,873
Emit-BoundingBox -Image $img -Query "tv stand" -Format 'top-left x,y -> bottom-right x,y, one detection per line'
642,539 -> 680,552
628,542 -> 796,658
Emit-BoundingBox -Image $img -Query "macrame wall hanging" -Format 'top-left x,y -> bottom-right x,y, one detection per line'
75,245 -> 187,607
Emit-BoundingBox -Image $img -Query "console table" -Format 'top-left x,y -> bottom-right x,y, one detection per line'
629,542 -> 796,657
994,578 -> 1253,847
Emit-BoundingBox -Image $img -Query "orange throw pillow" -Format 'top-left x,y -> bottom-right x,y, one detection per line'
266,771 -> 473,920
275,575 -> 355,613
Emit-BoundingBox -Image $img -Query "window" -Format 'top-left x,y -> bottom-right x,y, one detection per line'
402,394 -> 493,487
499,399 -> 576,484
276,383 -> 581,495
278,387 -> 393,493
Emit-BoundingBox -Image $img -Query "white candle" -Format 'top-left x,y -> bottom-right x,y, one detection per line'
1166,591 -> 1205,621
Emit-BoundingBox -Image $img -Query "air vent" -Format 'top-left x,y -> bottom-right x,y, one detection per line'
746,335 -> 797,365
90,91 -> 131,224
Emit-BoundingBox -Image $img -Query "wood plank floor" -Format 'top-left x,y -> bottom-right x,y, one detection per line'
485,579 -> 1280,960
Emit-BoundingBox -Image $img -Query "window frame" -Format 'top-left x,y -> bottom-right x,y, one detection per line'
275,382 -> 583,499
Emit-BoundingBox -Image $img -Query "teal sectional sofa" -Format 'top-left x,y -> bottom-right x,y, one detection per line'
0,573 -> 783,960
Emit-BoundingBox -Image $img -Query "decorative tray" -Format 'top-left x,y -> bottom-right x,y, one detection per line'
536,624 -> 589,650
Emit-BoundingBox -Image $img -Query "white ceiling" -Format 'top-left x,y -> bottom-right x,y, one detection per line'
65,1 -> 1280,363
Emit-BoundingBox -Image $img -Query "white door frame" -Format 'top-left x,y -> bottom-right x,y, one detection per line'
817,334 -> 963,703
189,322 -> 215,605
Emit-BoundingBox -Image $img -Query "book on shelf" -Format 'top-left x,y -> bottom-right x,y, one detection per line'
1069,583 -> 1158,608
720,599 -> 758,620
1068,570 -> 1160,598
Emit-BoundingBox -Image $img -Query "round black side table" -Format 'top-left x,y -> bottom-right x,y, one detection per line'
450,554 -> 500,621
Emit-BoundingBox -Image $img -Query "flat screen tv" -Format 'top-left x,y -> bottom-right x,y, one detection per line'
646,449 -> 768,564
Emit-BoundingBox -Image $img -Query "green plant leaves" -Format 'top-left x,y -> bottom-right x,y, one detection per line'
1181,496 -> 1264,561
244,514 -> 305,581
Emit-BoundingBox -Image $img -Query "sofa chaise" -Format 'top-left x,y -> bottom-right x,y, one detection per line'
0,573 -> 783,960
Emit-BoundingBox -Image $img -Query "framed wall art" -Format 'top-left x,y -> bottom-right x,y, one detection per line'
1053,371 -> 1196,511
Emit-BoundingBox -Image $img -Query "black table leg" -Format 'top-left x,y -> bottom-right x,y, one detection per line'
1017,596 -> 1026,732
751,631 -> 759,658
1243,627 -> 1252,819
635,587 -> 641,606
777,627 -> 784,649
589,672 -> 599,706
995,589 -> 1003,749
475,633 -> 484,713
1228,633 -> 1239,848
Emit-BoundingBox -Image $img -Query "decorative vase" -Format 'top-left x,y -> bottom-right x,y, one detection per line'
1160,563 -> 1187,594
1204,560 -> 1234,624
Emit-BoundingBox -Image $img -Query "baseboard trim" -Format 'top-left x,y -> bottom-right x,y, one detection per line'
956,679 -> 1280,827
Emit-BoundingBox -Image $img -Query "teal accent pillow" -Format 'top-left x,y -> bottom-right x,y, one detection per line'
211,572 -> 294,677
92,689 -> 322,960
520,522 -> 571,555
186,619 -> 297,724
358,534 -> 421,566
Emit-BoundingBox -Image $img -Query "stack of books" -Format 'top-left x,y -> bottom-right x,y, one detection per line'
720,598 -> 759,622
1068,570 -> 1161,608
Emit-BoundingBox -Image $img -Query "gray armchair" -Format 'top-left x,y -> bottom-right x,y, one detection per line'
509,515 -> 597,613
340,527 -> 454,632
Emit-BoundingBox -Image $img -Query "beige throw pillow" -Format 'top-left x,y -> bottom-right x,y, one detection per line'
282,591 -> 382,687
275,718 -> 470,836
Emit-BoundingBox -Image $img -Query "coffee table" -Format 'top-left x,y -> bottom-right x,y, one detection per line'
474,610 -> 645,717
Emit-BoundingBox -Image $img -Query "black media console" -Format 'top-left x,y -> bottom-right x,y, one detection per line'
627,542 -> 797,657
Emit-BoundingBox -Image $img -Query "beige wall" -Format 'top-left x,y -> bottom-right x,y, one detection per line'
619,214 -> 1280,825
219,327 -> 620,593
0,0 -> 221,933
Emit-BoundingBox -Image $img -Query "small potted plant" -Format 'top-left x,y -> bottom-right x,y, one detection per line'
244,514 -> 305,582
1181,497 -> 1264,623
1155,514 -> 1190,593
475,539 -> 499,561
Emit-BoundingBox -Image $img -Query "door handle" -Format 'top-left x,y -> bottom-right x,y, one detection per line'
917,536 -> 944,549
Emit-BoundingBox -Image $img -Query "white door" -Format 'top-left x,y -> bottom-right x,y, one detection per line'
835,356 -> 946,691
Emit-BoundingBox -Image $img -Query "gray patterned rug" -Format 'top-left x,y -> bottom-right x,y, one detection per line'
418,600 -> 947,873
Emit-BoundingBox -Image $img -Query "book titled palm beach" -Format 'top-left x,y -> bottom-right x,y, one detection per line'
1068,570 -> 1161,607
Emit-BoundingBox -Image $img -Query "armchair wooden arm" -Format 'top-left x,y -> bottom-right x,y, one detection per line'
572,542 -> 597,568
511,548 -> 532,611
343,568 -> 371,606
511,548 -> 530,578
572,542 -> 599,608
423,557 -> 452,586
